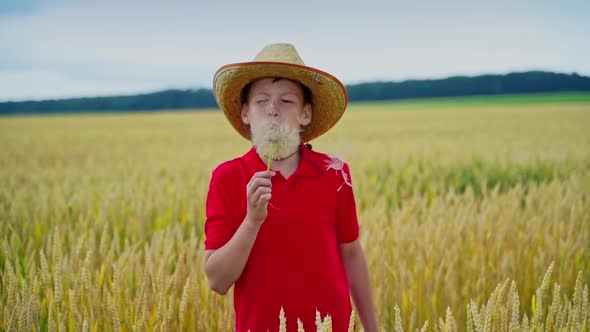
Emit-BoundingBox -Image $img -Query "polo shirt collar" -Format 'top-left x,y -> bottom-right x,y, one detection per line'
242,143 -> 322,178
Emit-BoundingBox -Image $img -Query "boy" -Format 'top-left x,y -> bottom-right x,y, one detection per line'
205,43 -> 378,332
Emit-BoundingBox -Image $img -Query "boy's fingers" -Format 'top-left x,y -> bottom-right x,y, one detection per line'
250,187 -> 271,204
253,171 -> 275,180
247,178 -> 272,196
257,193 -> 271,206
252,178 -> 272,188
247,171 -> 275,187
246,171 -> 275,210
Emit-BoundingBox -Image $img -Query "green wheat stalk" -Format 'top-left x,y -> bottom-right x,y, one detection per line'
267,141 -> 278,171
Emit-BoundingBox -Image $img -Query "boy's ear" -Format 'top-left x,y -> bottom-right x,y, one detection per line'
241,104 -> 250,126
299,104 -> 312,126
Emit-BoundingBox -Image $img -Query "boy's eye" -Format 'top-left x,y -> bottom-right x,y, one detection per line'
281,99 -> 293,103
256,99 -> 269,104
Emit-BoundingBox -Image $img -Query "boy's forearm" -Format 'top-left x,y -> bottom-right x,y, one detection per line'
205,218 -> 261,294
343,249 -> 379,332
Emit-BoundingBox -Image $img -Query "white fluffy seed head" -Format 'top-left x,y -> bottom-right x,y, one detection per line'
251,118 -> 301,161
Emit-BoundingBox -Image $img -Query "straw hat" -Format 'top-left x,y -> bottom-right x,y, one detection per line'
213,43 -> 348,142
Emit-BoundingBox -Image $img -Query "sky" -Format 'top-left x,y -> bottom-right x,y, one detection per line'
0,0 -> 588,101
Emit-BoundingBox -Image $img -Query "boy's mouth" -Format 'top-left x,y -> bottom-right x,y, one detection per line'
267,120 -> 281,128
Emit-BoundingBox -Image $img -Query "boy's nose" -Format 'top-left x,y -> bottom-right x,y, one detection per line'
267,101 -> 279,117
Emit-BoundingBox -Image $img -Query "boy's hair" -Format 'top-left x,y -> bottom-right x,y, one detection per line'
241,77 -> 313,106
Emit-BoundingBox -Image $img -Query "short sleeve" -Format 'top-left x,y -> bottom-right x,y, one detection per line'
204,168 -> 237,250
335,163 -> 360,243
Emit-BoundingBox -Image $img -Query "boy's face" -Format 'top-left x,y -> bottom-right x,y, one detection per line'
240,78 -> 312,131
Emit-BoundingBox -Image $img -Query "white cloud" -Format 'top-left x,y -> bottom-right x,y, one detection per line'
0,0 -> 589,100
0,70 -> 167,101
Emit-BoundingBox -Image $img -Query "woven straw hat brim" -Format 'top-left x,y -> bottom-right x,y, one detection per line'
213,61 -> 348,142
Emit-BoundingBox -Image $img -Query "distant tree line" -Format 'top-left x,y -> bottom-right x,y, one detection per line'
0,89 -> 217,115
347,71 -> 590,101
1,71 -> 589,115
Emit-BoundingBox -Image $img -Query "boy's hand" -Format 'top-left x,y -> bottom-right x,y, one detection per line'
245,171 -> 275,226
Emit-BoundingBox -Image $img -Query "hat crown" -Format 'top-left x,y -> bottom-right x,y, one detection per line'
252,43 -> 305,66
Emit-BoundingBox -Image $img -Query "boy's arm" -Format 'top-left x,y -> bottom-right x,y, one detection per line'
204,170 -> 274,295
205,217 -> 262,295
339,239 -> 379,332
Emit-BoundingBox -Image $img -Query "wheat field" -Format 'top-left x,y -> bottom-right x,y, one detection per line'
1,98 -> 589,331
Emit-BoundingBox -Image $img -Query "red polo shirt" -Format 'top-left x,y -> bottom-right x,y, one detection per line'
205,144 -> 360,332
